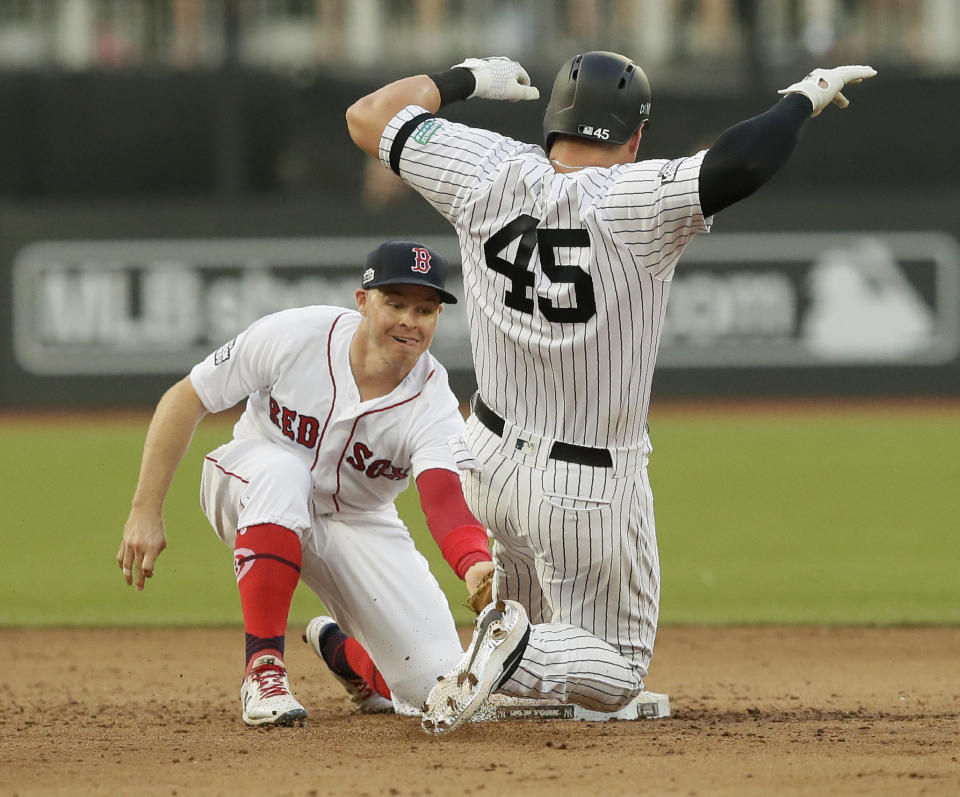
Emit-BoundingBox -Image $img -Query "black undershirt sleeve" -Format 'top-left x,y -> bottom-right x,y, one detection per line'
699,93 -> 813,218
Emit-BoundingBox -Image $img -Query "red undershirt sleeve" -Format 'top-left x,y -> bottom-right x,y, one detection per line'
415,468 -> 491,579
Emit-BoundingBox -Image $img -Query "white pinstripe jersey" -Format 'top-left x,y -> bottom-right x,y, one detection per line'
381,105 -> 712,451
189,305 -> 464,514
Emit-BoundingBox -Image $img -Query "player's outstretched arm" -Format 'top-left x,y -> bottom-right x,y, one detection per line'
346,57 -> 538,158
116,376 -> 208,591
700,65 -> 876,217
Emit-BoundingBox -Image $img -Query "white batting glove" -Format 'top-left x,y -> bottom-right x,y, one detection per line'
452,56 -> 540,102
778,65 -> 877,117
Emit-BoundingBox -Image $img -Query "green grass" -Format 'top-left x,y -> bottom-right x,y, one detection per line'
0,414 -> 463,627
650,406 -> 960,624
1,406 -> 958,627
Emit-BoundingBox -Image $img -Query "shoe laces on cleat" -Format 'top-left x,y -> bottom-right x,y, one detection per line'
249,659 -> 291,699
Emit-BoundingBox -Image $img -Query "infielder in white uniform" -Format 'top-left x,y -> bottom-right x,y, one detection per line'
116,241 -> 494,726
346,53 -> 876,732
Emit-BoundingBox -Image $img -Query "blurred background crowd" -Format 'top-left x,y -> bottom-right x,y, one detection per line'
0,0 -> 956,78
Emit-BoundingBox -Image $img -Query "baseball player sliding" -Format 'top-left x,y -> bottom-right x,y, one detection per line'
345,54 -> 876,732
116,241 -> 495,726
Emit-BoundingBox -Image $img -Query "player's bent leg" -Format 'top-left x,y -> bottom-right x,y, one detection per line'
302,616 -> 395,713
297,510 -> 464,710
497,459 -> 659,711
200,439 -> 314,547
460,419 -> 654,712
199,440 -> 314,725
495,622 -> 645,711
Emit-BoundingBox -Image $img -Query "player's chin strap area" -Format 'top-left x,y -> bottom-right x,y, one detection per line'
472,395 -> 612,468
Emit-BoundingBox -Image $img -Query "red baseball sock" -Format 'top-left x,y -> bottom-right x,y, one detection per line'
234,524 -> 302,673
344,638 -> 391,698
319,625 -> 391,698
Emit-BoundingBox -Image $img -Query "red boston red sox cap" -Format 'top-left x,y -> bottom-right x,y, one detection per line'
361,240 -> 458,304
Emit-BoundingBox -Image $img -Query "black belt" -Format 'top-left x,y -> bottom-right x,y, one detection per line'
473,397 -> 613,468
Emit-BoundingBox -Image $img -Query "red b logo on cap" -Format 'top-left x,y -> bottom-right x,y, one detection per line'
411,246 -> 432,273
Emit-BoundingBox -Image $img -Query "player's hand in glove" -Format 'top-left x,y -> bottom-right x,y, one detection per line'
453,57 -> 540,102
464,560 -> 495,615
778,65 -> 876,117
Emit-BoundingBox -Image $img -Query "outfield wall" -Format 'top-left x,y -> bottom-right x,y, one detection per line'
4,193 -> 958,406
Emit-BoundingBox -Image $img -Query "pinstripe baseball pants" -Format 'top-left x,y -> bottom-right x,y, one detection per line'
460,413 -> 660,711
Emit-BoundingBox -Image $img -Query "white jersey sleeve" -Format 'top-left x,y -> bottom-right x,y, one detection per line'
600,151 -> 712,281
189,310 -> 306,414
378,105 -> 537,224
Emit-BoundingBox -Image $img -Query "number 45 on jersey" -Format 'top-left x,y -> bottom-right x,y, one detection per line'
484,215 -> 597,324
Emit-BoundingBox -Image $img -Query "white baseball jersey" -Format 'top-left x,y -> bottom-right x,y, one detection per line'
379,105 -> 713,710
190,305 -> 464,515
190,304 -> 468,707
380,105 -> 711,450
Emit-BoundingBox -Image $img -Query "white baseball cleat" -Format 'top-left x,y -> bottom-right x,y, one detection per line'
240,655 -> 307,727
302,616 -> 394,714
421,599 -> 530,734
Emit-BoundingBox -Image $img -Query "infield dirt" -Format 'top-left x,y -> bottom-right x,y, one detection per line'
3,626 -> 958,796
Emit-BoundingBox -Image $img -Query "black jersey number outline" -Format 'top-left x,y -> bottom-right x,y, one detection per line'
483,214 -> 596,323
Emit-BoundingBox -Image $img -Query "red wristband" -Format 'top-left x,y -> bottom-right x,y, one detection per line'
440,524 -> 492,579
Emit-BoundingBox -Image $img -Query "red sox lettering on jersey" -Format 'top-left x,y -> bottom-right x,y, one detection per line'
190,306 -> 462,514
346,442 -> 410,481
268,397 -> 320,449
266,399 -> 408,481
